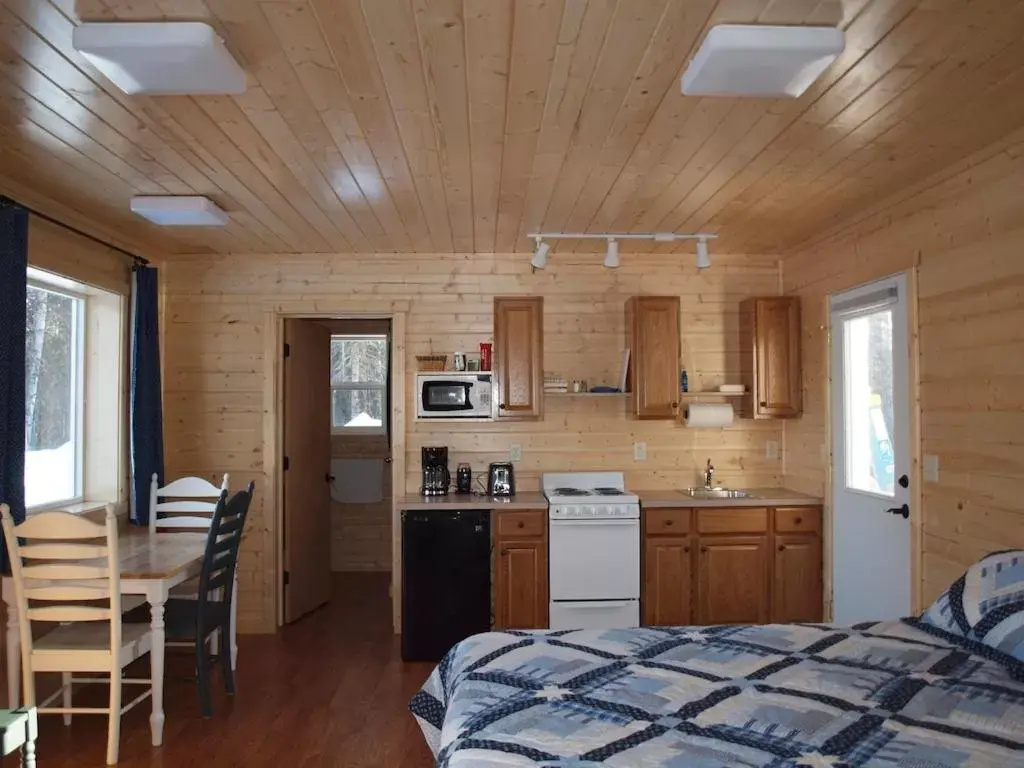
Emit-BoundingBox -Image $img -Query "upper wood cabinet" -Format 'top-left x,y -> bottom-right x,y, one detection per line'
494,296 -> 543,420
626,296 -> 681,419
739,296 -> 802,419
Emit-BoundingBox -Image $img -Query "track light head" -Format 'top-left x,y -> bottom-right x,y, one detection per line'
604,238 -> 620,269
696,237 -> 711,270
531,238 -> 550,269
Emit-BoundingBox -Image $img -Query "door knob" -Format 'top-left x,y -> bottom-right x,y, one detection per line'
898,474 -> 909,488
886,504 -> 910,519
384,457 -> 393,464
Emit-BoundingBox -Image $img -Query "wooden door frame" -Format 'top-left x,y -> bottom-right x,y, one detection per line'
263,303 -> 408,632
822,268 -> 922,619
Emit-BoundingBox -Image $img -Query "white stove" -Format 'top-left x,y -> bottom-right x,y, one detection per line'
544,472 -> 640,519
543,472 -> 640,630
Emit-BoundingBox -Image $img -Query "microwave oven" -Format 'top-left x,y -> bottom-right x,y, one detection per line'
416,373 -> 493,419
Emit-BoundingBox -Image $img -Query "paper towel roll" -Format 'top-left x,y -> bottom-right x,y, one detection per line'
685,403 -> 735,428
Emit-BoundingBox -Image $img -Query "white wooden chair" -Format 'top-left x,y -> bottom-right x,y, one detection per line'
0,504 -> 152,765
148,473 -> 239,669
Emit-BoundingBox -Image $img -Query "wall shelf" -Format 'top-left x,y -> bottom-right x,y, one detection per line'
679,391 -> 745,398
544,391 -> 627,397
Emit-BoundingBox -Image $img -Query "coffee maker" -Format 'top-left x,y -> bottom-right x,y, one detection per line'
421,446 -> 450,496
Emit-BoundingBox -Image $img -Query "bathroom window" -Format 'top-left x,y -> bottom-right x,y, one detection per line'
330,334 -> 388,435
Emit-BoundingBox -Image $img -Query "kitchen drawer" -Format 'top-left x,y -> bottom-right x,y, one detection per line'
697,508 -> 768,534
496,509 -> 546,538
774,507 -> 821,533
645,508 -> 691,535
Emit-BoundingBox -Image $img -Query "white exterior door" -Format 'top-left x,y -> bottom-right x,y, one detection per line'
830,273 -> 912,624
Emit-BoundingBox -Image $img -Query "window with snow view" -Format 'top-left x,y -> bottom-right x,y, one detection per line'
25,281 -> 84,508
330,334 -> 388,435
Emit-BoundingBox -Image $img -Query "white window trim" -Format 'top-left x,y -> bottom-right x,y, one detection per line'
25,275 -> 86,511
330,334 -> 388,436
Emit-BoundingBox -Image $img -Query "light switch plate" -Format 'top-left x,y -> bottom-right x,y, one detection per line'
633,442 -> 647,462
509,444 -> 523,462
924,454 -> 939,483
766,440 -> 780,461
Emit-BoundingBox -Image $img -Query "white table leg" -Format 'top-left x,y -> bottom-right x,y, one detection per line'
5,594 -> 19,708
148,590 -> 167,747
21,738 -> 35,768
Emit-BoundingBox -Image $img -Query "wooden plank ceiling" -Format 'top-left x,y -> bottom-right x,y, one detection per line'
2,0 -> 1024,257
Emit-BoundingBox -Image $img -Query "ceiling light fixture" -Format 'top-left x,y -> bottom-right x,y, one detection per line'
696,237 -> 711,270
130,196 -> 229,226
604,238 -> 620,269
527,232 -> 718,271
531,238 -> 550,270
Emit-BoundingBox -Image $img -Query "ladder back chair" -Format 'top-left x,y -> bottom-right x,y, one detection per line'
0,504 -> 152,765
149,473 -> 240,670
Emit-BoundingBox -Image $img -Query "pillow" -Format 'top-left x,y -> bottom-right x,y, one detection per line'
921,550 -> 1024,660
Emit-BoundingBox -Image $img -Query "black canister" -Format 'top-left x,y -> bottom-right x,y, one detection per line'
456,463 -> 472,494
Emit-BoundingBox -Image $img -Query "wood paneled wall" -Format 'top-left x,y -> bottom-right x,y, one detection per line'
161,250 -> 784,632
782,129 -> 1024,607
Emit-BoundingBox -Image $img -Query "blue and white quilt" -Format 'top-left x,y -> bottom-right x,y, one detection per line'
410,620 -> 1024,767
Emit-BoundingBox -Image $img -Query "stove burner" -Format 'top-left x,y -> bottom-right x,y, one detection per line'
592,487 -> 625,495
552,487 -> 590,496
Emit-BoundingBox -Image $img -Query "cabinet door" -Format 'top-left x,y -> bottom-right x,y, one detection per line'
628,296 -> 681,419
494,297 -> 543,419
697,535 -> 769,625
772,534 -> 823,623
496,540 -> 548,629
754,297 -> 802,418
643,536 -> 693,626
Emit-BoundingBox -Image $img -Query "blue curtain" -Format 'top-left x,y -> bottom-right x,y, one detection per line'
130,265 -> 164,525
0,198 -> 28,572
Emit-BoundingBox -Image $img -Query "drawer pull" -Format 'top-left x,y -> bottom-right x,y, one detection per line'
517,521 -> 525,529
665,520 -> 674,526
794,516 -> 802,525
684,546 -> 690,553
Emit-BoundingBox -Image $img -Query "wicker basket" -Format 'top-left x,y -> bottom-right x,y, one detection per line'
416,354 -> 447,372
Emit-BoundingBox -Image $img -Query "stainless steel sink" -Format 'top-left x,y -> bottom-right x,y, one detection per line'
681,487 -> 751,499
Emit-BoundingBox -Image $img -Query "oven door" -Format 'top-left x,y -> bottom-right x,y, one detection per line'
549,518 -> 640,601
549,600 -> 639,630
420,380 -> 474,413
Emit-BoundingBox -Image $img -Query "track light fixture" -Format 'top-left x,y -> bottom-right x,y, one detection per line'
527,231 -> 718,271
604,238 -> 620,269
531,237 -> 550,270
696,236 -> 711,270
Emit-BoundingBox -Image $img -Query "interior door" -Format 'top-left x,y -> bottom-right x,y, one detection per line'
283,319 -> 332,623
830,274 -> 912,624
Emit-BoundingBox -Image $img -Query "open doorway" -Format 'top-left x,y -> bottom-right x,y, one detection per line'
280,318 -> 395,626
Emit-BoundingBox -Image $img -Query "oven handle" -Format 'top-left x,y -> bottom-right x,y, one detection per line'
553,600 -> 636,608
550,518 -> 639,526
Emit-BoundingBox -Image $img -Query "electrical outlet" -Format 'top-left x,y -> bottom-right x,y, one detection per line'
924,454 -> 939,483
509,444 -> 523,462
633,442 -> 647,462
766,440 -> 780,461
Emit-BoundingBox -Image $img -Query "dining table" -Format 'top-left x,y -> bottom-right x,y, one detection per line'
2,528 -> 209,748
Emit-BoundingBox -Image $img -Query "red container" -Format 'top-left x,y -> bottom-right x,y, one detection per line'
480,342 -> 492,372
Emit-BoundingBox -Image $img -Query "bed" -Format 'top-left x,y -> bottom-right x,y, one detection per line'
410,618 -> 1024,767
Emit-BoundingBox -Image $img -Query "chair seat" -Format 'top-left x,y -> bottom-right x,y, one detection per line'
164,599 -> 230,642
32,623 -> 152,673
169,575 -> 201,599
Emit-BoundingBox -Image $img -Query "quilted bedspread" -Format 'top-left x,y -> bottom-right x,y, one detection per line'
410,619 -> 1024,767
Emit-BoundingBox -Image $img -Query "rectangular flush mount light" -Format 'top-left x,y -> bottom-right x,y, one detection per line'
131,196 -> 228,226
682,25 -> 844,98
73,22 -> 245,95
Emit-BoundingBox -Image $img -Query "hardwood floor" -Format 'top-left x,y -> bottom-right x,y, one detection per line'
8,573 -> 435,768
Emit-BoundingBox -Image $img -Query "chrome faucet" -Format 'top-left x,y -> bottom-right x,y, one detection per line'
703,459 -> 715,490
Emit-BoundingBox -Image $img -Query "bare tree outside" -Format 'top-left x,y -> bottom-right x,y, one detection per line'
330,335 -> 388,429
24,284 -> 79,506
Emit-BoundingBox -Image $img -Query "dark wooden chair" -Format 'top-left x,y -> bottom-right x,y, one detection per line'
164,482 -> 254,717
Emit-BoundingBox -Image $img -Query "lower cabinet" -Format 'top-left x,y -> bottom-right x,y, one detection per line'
772,534 -> 823,623
697,535 -> 770,624
494,510 -> 548,629
641,505 -> 823,627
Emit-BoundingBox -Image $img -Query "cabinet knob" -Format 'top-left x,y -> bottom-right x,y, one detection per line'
665,520 -> 674,526
499,403 -> 506,410
671,402 -> 679,409
684,546 -> 690,553
794,517 -> 802,525
700,546 -> 708,553
760,401 -> 768,407
517,521 -> 525,529
778,544 -> 786,552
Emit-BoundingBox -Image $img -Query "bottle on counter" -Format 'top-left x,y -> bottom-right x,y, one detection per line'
681,369 -> 689,393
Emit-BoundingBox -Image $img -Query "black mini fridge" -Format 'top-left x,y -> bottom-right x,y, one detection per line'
401,509 -> 491,662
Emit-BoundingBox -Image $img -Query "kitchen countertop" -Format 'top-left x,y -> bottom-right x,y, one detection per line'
397,492 -> 548,511
637,488 -> 823,508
